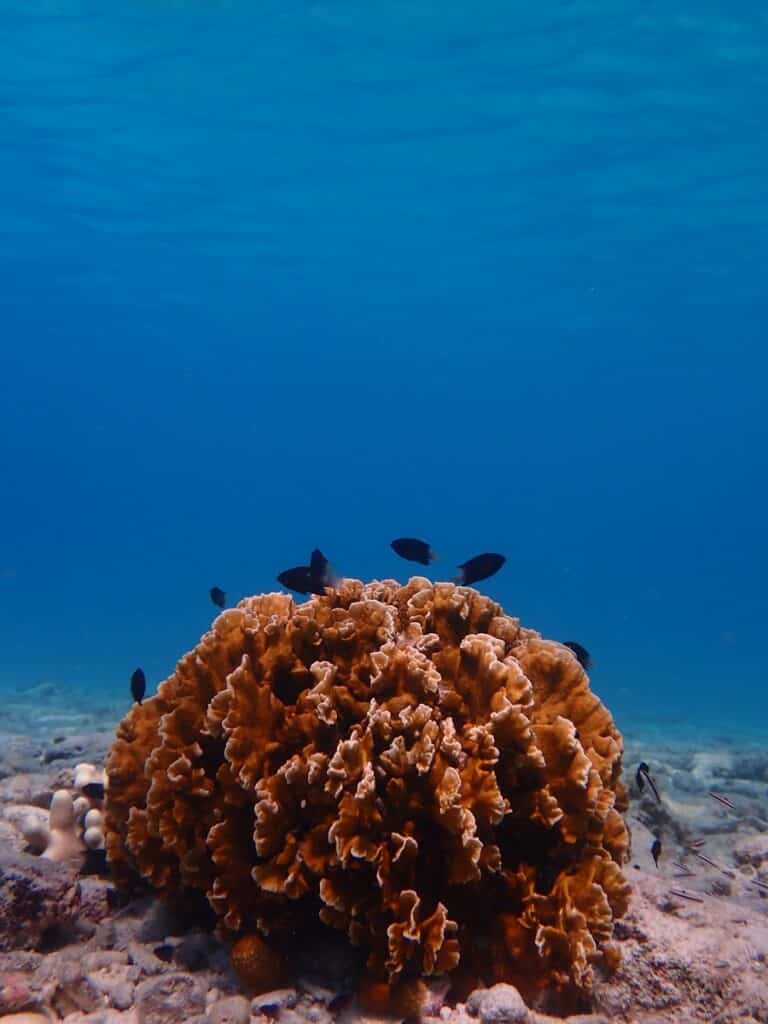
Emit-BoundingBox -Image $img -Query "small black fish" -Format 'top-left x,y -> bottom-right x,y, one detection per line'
130,667 -> 146,704
708,790 -> 735,810
277,565 -> 315,594
209,586 -> 226,608
562,641 -> 592,671
277,548 -> 334,596
390,537 -> 437,566
453,552 -> 506,586
651,836 -> 662,868
636,761 -> 661,804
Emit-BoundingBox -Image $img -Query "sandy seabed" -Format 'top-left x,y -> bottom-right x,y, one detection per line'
0,682 -> 766,1024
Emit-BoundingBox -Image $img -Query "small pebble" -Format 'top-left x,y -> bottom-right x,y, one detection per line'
207,993 -> 251,1024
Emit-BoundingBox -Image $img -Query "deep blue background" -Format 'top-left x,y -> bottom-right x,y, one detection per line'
1,1 -> 766,737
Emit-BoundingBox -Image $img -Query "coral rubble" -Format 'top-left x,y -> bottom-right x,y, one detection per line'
104,578 -> 630,1004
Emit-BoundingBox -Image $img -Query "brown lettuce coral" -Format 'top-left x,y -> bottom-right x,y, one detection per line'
104,578 -> 630,1003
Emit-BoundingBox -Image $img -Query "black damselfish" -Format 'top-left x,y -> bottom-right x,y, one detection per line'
453,552 -> 506,586
390,538 -> 436,566
277,548 -> 334,595
562,641 -> 592,671
636,761 -> 661,804
651,836 -> 662,868
209,586 -> 226,608
130,667 -> 146,705
277,566 -> 315,594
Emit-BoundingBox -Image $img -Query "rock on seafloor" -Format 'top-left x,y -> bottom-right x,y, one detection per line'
466,984 -> 529,1022
0,852 -> 81,952
133,972 -> 207,1023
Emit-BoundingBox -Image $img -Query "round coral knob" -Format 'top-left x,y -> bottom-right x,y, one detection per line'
230,933 -> 285,994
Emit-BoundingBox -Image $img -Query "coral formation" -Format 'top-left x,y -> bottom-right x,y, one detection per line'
104,578 -> 630,1004
229,932 -> 285,993
20,763 -> 106,866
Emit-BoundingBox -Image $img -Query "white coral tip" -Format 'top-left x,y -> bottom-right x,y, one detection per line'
84,825 -> 105,850
49,789 -> 75,830
20,814 -> 50,854
84,808 -> 103,831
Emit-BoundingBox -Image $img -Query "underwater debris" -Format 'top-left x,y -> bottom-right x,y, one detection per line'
210,586 -> 227,608
130,667 -> 146,705
452,552 -> 506,585
390,538 -> 437,565
104,577 -> 630,1005
561,641 -> 592,671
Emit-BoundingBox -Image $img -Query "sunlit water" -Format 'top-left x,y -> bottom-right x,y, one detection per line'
1,1 -> 766,743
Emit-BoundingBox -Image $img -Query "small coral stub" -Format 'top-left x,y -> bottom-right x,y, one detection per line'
21,763 -> 107,866
104,579 -> 630,1001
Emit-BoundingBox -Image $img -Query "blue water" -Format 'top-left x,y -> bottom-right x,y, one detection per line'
1,1 -> 766,739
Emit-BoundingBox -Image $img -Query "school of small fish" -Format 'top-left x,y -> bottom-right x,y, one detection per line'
632,758 -> 745,903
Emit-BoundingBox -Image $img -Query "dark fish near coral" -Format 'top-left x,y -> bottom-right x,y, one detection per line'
708,790 -> 735,810
130,667 -> 146,704
561,641 -> 592,671
672,860 -> 695,878
669,888 -> 703,903
277,548 -> 334,596
651,836 -> 662,868
390,537 -> 436,566
209,586 -> 226,608
277,565 -> 314,594
453,552 -> 506,586
636,761 -> 661,804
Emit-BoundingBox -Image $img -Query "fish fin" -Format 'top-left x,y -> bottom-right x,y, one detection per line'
310,548 -> 327,574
